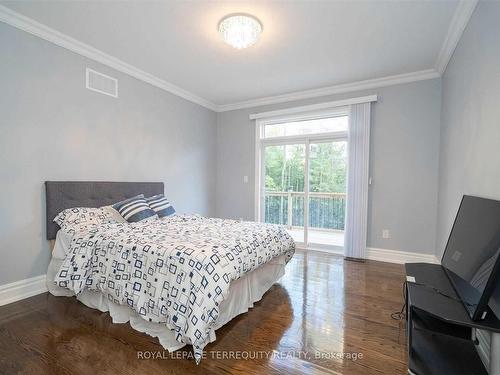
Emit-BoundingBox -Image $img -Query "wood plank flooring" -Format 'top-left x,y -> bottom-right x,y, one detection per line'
0,251 -> 408,375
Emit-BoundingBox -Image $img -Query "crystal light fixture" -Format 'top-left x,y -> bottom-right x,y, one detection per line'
218,14 -> 262,49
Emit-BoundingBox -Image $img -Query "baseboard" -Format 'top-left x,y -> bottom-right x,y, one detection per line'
0,274 -> 48,306
298,245 -> 439,264
366,247 -> 440,265
295,245 -> 344,256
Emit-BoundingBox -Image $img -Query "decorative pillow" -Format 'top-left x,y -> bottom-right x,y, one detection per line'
145,194 -> 176,218
54,206 -> 121,232
112,194 -> 158,222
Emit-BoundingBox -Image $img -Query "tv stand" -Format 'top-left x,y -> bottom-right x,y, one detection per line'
405,263 -> 500,375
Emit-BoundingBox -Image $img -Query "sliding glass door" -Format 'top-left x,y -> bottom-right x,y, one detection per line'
257,110 -> 348,252
262,143 -> 306,244
308,140 -> 347,249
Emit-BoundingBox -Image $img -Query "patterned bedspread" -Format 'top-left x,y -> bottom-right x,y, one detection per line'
54,215 -> 295,363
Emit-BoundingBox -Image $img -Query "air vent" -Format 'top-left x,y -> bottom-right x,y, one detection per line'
86,68 -> 118,98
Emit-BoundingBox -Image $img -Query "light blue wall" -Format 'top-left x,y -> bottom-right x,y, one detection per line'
216,79 -> 442,255
0,23 -> 217,285
436,1 -> 500,258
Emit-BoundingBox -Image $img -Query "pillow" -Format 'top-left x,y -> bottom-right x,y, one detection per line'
145,194 -> 176,218
54,206 -> 121,232
102,206 -> 127,223
112,194 -> 158,222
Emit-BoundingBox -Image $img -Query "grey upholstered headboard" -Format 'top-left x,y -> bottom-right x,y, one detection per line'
45,181 -> 164,240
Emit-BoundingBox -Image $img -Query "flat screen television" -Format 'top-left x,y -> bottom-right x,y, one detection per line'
441,195 -> 500,321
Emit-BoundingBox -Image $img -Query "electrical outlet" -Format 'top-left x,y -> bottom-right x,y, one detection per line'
243,175 -> 249,183
382,229 -> 390,239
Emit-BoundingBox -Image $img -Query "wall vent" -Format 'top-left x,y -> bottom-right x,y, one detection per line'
86,68 -> 118,98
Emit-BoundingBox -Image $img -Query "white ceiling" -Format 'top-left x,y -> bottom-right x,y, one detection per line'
2,0 -> 460,107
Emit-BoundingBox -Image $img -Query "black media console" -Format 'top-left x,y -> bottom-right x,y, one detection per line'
405,263 -> 500,375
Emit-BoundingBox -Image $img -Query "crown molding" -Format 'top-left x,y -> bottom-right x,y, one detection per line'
435,0 -> 478,74
0,5 -> 218,111
217,0 -> 478,112
0,2 -> 476,113
217,69 -> 440,112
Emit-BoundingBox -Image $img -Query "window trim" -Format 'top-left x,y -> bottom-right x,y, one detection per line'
260,131 -> 348,146
258,107 -> 349,140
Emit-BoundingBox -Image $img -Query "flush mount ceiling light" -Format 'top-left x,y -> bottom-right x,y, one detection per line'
218,14 -> 263,49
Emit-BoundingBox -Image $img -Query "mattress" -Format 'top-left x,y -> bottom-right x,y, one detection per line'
47,229 -> 289,353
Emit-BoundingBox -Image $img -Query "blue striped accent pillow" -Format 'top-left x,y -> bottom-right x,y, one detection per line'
145,194 -> 176,218
112,194 -> 158,222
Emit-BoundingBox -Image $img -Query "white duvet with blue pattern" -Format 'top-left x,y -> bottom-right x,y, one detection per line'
54,215 -> 295,363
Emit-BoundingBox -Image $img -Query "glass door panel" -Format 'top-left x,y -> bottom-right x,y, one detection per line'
262,144 -> 306,244
308,140 -> 347,249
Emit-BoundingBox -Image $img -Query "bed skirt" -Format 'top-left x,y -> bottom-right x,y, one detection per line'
46,253 -> 287,352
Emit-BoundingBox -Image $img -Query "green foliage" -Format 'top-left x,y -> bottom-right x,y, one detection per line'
264,144 -> 305,192
263,142 -> 347,230
264,142 -> 346,193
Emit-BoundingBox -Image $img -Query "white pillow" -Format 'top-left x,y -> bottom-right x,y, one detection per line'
102,206 -> 127,223
54,206 -> 125,232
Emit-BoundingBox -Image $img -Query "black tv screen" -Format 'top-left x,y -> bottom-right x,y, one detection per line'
442,195 -> 500,321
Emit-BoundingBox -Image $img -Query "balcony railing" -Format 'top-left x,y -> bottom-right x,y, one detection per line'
264,191 -> 346,231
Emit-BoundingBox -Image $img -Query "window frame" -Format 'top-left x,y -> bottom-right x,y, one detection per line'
258,107 -> 349,142
254,106 -> 349,224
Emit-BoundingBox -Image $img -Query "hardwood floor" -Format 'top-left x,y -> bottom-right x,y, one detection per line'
0,251 -> 407,375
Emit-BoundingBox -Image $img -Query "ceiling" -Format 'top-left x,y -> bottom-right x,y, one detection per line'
1,0 -> 461,109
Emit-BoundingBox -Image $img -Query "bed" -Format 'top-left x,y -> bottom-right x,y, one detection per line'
44,181 -> 295,363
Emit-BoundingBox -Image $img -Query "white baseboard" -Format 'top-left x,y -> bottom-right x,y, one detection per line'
298,245 -> 440,264
0,274 -> 48,306
295,245 -> 344,256
366,247 -> 440,264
